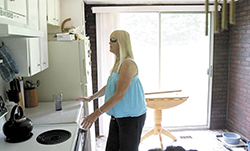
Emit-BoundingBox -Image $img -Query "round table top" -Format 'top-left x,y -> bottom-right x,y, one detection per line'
145,93 -> 189,109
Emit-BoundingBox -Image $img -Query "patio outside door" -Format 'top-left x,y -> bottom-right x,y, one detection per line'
119,12 -> 212,129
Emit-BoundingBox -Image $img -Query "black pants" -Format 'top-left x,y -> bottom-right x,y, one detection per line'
105,113 -> 146,151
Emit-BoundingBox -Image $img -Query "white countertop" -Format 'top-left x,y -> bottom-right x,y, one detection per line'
24,101 -> 84,125
0,101 -> 85,151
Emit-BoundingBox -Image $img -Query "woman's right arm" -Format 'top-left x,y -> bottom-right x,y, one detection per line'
75,86 -> 106,102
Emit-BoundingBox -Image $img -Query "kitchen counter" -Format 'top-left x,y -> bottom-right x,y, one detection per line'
24,100 -> 84,125
0,100 -> 86,151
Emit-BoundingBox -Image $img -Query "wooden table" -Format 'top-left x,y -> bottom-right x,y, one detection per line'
141,90 -> 189,148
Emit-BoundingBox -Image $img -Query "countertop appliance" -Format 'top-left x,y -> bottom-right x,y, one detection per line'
0,100 -> 87,151
31,39 -> 95,151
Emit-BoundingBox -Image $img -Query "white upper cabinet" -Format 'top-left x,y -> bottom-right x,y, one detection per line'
47,0 -> 55,24
1,0 -> 48,77
55,0 -> 60,25
0,38 -> 34,76
29,38 -> 41,75
0,0 -> 4,9
5,0 -> 26,16
39,0 -> 49,70
0,0 -> 27,24
26,0 -> 41,75
47,0 -> 61,26
27,0 -> 39,30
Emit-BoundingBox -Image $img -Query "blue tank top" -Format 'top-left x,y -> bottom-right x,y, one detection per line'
104,58 -> 147,118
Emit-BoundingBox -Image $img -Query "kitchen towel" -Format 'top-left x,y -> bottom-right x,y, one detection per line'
0,42 -> 19,82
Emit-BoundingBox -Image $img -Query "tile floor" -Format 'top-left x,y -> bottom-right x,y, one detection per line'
96,129 -> 248,151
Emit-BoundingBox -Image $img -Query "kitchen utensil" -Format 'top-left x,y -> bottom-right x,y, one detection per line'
6,90 -> 19,103
10,78 -> 21,92
6,78 -> 22,103
223,132 -> 241,145
25,80 -> 40,90
2,105 -> 33,143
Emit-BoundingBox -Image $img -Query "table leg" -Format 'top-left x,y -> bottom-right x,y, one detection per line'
140,109 -> 177,148
162,128 -> 177,141
159,131 -> 163,149
140,128 -> 154,142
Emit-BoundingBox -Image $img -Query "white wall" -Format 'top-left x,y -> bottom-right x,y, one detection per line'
47,0 -> 85,41
60,0 -> 85,30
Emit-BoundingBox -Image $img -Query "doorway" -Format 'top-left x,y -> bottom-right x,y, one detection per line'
119,12 -> 212,128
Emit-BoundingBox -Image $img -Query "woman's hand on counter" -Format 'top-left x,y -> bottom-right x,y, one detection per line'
81,109 -> 102,129
75,96 -> 92,102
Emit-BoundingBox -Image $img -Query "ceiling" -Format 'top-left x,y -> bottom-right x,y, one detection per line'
83,0 -> 235,5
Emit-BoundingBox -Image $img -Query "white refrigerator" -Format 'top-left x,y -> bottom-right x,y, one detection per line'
31,39 -> 95,151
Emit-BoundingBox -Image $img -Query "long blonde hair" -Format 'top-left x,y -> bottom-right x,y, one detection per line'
110,30 -> 134,72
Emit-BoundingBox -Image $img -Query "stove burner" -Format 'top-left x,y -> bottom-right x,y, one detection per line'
5,133 -> 33,143
36,129 -> 71,145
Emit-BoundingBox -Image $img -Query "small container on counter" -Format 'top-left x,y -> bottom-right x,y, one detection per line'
24,88 -> 38,108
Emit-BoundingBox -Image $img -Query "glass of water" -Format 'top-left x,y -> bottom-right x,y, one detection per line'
53,93 -> 63,111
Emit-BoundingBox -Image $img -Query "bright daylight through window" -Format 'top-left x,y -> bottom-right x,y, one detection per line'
119,12 -> 211,128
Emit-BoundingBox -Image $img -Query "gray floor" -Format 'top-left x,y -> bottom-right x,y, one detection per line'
96,129 -> 247,151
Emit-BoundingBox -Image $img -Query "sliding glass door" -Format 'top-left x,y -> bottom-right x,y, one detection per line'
160,13 -> 210,127
119,12 -> 211,128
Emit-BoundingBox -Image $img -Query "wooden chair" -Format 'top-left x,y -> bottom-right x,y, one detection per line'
141,90 -> 189,148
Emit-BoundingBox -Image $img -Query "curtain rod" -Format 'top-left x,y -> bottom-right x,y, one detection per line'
92,5 -> 221,13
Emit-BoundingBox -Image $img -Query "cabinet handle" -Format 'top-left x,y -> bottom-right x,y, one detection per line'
43,62 -> 46,65
53,18 -> 56,20
10,0 -> 15,1
38,64 -> 41,66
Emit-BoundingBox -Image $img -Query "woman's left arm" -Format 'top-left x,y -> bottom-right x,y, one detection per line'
81,60 -> 137,129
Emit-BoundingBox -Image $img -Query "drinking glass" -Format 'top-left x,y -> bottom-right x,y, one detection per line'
53,93 -> 63,111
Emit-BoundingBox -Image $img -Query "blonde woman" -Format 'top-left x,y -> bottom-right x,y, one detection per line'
76,30 -> 147,151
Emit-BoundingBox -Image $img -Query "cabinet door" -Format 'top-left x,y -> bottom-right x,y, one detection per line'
29,38 -> 41,76
0,0 -> 4,9
39,0 -> 49,70
27,0 -> 39,30
1,38 -> 30,76
6,0 -> 26,16
47,0 -> 55,25
47,0 -> 60,26
54,0 -> 60,26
